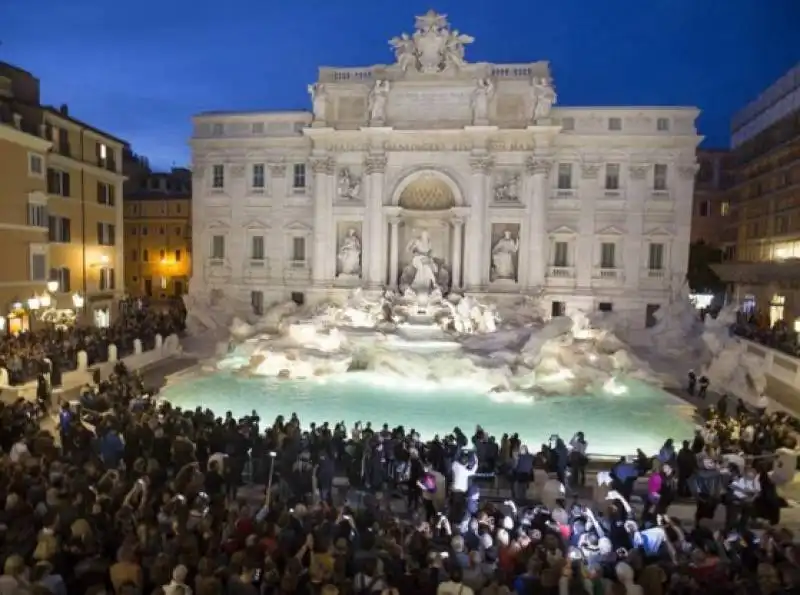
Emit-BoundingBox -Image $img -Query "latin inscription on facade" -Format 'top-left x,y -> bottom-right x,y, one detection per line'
388,89 -> 472,122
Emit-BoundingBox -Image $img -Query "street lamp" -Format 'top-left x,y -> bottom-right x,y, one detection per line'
27,297 -> 40,311
72,292 -> 84,309
47,280 -> 59,293
38,293 -> 51,308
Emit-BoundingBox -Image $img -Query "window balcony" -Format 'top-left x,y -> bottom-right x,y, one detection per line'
547,266 -> 574,278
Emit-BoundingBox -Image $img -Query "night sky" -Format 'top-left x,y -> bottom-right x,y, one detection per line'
3,0 -> 798,170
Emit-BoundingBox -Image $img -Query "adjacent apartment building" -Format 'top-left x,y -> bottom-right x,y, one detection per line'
714,63 -> 800,326
691,149 -> 732,246
123,153 -> 192,298
0,62 -> 127,330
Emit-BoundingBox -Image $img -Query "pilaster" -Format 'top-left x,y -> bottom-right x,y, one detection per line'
388,216 -> 401,289
450,216 -> 464,290
525,155 -> 552,290
310,156 -> 335,285
673,163 -> 699,280
364,154 -> 388,288
464,154 -> 493,290
624,163 -> 649,290
576,162 -> 600,288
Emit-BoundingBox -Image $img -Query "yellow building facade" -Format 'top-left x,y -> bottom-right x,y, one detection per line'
0,63 -> 127,329
124,170 -> 192,298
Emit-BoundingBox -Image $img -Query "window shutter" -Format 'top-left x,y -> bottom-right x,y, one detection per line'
62,172 -> 71,197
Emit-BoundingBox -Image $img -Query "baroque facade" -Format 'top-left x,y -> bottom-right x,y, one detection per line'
190,11 -> 701,327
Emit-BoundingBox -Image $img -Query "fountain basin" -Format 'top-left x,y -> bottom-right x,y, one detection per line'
396,322 -> 446,341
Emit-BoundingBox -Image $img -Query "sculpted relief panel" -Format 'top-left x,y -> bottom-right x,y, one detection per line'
336,96 -> 368,122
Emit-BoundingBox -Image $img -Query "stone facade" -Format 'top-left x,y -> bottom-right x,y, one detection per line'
189,11 -> 702,329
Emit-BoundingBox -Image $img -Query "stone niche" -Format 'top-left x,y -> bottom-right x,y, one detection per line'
489,222 -> 521,285
335,221 -> 363,283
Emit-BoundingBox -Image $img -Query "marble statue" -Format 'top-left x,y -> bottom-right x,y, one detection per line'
531,77 -> 556,121
494,174 -> 520,202
368,80 -> 390,123
492,230 -> 519,281
471,78 -> 494,123
389,33 -> 416,72
337,228 -> 362,276
389,10 -> 474,74
337,168 -> 361,200
405,230 -> 438,291
308,83 -> 327,122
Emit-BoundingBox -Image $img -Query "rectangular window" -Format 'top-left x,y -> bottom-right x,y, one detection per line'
141,226 -> 148,236
130,249 -> 138,261
49,267 -> 70,292
648,243 -> 664,270
159,249 -> 166,261
251,291 -> 264,316
211,164 -> 225,189
99,267 -> 116,291
211,235 -> 225,259
653,164 -> 668,191
97,222 -> 116,246
251,235 -> 265,260
142,249 -> 150,262
97,181 -> 116,206
28,153 -> 44,177
600,242 -> 616,268
605,164 -> 620,190
608,117 -> 622,131
48,216 -> 71,242
46,168 -> 71,197
560,117 -> 574,131
551,301 -> 566,317
28,204 -> 47,228
252,164 -> 266,189
645,304 -> 660,328
212,123 -> 224,136
175,249 -> 182,262
553,241 -> 568,267
720,201 -> 730,216
557,163 -> 572,190
31,254 -> 46,281
292,236 -> 306,262
656,117 -> 670,131
699,201 -> 710,217
293,163 -> 307,190
598,302 -> 613,312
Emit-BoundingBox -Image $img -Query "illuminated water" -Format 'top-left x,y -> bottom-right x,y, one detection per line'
160,370 -> 696,457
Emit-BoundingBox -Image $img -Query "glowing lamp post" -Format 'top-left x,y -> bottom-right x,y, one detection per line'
38,293 -> 51,309
27,296 -> 40,331
47,280 -> 59,293
72,292 -> 85,309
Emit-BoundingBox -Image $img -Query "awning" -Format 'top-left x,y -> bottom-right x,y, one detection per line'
712,260 -> 800,283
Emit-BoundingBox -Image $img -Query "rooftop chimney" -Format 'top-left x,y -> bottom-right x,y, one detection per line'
59,104 -> 68,116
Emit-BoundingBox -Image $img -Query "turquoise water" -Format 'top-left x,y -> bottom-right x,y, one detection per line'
160,371 -> 696,458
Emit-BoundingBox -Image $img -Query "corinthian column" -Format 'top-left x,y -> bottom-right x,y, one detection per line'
310,156 -> 335,285
450,217 -> 464,290
388,217 -> 401,289
525,156 -> 551,289
364,154 -> 388,288
464,154 -> 493,290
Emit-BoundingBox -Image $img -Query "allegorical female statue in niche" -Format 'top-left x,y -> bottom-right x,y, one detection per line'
492,229 -> 519,281
337,228 -> 361,276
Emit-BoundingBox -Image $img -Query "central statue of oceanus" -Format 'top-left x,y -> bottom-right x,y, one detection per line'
389,10 -> 474,74
399,229 -> 451,293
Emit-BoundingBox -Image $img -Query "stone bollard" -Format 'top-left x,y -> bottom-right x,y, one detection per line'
155,334 -> 163,350
77,350 -> 88,371
108,343 -> 118,363
0,367 -> 8,387
134,339 -> 143,355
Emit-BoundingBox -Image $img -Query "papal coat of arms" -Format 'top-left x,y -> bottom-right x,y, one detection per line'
389,10 -> 474,74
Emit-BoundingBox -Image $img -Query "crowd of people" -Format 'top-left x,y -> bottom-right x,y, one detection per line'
0,300 -> 186,386
0,348 -> 798,595
733,316 -> 800,358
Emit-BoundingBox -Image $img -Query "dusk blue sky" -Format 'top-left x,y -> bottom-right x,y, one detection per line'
3,0 -> 798,170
